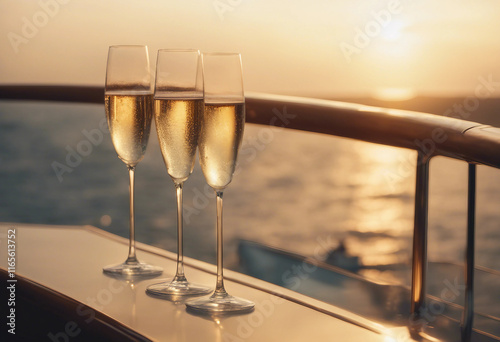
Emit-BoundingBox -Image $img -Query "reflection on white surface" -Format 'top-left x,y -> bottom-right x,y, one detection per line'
0,223 -> 392,341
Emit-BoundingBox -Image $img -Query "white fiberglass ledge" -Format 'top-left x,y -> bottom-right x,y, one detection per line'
0,223 -> 411,342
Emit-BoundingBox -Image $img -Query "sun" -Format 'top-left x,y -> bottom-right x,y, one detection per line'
380,20 -> 406,42
371,18 -> 416,60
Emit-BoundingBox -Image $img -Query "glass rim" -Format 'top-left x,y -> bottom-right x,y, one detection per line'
105,44 -> 152,91
202,52 -> 241,56
158,48 -> 200,53
108,45 -> 148,49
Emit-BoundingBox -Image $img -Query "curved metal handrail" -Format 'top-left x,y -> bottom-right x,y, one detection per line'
246,92 -> 500,168
1,85 -> 500,168
0,85 -> 103,104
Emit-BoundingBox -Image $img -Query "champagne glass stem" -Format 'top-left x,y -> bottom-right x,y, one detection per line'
214,190 -> 227,295
174,182 -> 186,282
145,180 -> 210,297
126,165 -> 138,263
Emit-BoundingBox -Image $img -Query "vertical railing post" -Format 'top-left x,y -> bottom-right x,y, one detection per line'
410,151 -> 430,324
462,163 -> 476,341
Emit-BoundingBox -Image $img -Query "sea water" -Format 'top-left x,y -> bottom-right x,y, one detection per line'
0,99 -> 499,311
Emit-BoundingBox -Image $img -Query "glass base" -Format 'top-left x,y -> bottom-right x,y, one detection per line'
186,291 -> 254,313
103,260 -> 163,278
146,279 -> 212,298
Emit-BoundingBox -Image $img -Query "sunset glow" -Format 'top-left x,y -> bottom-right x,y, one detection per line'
372,87 -> 417,101
0,0 -> 499,98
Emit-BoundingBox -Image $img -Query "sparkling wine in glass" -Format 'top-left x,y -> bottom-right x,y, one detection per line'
185,53 -> 254,313
146,49 -> 211,297
103,45 -> 163,277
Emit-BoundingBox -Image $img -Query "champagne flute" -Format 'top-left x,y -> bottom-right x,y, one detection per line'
146,49 -> 211,297
186,53 -> 254,313
103,45 -> 162,277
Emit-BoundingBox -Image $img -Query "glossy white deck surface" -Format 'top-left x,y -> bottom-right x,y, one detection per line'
0,223 -> 412,341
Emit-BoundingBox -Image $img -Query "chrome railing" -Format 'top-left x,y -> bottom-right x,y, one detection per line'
247,93 -> 500,341
246,92 -> 500,341
2,85 -> 500,341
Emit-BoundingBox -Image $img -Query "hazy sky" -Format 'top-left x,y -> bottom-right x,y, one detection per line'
1,0 -> 500,99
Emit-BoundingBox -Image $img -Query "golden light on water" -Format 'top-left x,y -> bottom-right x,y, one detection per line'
371,87 -> 417,101
358,144 -> 409,165
352,143 -> 415,196
343,143 -> 415,267
354,144 -> 414,227
354,201 -> 404,233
